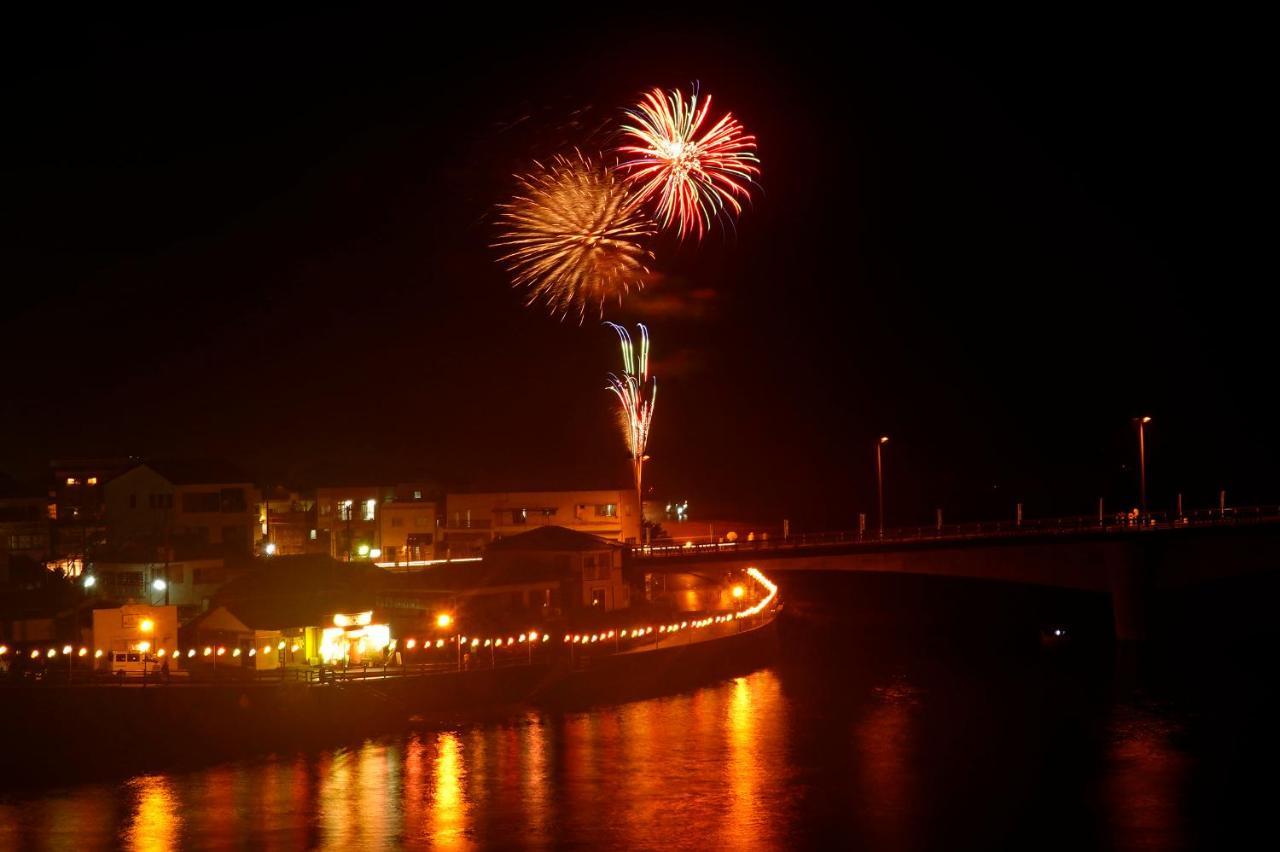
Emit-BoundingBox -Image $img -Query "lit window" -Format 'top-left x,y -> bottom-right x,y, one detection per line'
339,500 -> 353,521
66,477 -> 79,486
310,529 -> 317,541
363,499 -> 377,521
595,504 -> 618,518
413,490 -> 422,500
87,477 -> 98,486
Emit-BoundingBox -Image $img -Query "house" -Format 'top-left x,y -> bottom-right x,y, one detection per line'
47,457 -> 133,574
103,460 -> 256,557
0,475 -> 50,564
312,482 -> 432,561
377,499 -> 439,564
91,603 -> 180,670
257,485 -> 318,556
190,554 -> 390,667
486,526 -> 629,612
385,526 -> 630,624
440,489 -> 641,556
84,554 -> 232,619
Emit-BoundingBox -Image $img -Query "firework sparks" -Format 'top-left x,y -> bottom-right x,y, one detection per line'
615,85 -> 759,240
605,322 -> 656,513
494,152 -> 656,321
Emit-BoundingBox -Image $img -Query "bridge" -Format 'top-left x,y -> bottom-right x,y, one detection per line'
627,506 -> 1280,640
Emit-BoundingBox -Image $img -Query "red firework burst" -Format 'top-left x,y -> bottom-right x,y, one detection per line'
615,85 -> 759,240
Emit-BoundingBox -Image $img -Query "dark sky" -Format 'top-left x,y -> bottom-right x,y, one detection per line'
1,10 -> 1271,526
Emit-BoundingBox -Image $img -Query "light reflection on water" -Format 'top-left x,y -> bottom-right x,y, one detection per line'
0,671 -> 802,851
123,774 -> 181,852
0,661 -> 1205,851
0,580 -> 1231,852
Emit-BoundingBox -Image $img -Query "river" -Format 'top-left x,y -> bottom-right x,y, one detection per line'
1,572 -> 1273,850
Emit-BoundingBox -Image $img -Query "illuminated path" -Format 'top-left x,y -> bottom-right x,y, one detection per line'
629,514 -> 1280,641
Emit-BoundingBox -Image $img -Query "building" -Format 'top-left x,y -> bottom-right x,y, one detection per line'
85,555 -> 231,619
103,460 -> 256,558
386,526 -> 630,623
47,457 -> 134,573
192,554 -> 389,666
378,500 -> 439,564
313,482 -> 433,561
440,489 -> 641,557
0,475 -> 50,564
257,486 -> 318,556
91,603 -> 180,671
486,526 -> 629,612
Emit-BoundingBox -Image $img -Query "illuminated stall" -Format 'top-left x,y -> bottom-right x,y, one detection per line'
320,610 -> 391,665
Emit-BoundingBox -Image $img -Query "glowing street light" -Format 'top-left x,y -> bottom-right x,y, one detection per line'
731,585 -> 745,600
140,619 -> 154,634
876,436 -> 890,537
1136,416 -> 1152,516
264,542 -> 277,556
152,578 -> 167,592
83,575 -> 97,589
435,613 -> 454,630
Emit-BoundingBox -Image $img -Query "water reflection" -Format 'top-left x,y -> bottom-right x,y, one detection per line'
0,596 -> 1229,851
1103,703 -> 1190,851
723,676 -> 765,847
122,774 -> 181,852
855,682 -> 918,850
428,732 -> 468,848
520,716 -> 550,847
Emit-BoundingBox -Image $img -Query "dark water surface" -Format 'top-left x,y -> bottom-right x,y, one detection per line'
2,573 -> 1273,850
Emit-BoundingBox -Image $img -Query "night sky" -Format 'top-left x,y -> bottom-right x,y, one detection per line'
2,10 -> 1271,527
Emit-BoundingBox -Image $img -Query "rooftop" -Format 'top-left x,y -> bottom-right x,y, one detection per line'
205,555 -> 388,630
486,525 -> 620,553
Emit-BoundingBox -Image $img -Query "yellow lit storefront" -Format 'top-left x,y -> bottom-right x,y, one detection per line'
320,611 -> 391,665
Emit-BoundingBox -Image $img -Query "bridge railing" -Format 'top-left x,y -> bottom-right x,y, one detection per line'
630,505 -> 1280,559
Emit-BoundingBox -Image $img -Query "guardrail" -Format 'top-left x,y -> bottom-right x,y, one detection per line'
630,505 -> 1280,559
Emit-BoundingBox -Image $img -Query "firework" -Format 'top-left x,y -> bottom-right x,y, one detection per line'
615,85 -> 759,240
494,153 -> 656,321
605,322 -> 656,514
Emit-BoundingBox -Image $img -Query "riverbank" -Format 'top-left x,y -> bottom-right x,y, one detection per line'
0,608 -> 779,788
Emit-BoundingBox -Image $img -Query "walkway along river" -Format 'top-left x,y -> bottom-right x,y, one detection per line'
0,572 -> 782,783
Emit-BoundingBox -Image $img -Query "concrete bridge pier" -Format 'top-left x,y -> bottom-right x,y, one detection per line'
1108,544 -> 1149,642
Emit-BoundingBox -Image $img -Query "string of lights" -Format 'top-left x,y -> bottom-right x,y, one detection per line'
1,568 -> 779,670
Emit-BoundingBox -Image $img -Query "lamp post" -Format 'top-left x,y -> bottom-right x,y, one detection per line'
1136,416 -> 1152,516
876,436 -> 889,538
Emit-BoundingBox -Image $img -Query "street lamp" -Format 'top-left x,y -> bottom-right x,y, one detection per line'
876,436 -> 890,537
1136,416 -> 1152,516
